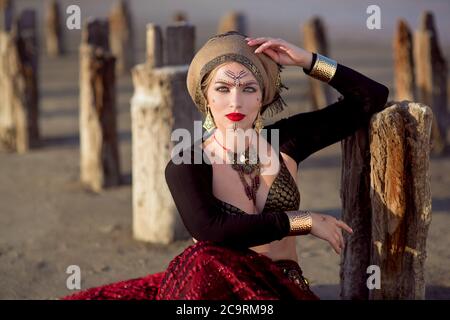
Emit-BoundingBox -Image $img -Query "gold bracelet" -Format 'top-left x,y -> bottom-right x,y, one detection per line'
285,210 -> 312,236
309,53 -> 337,83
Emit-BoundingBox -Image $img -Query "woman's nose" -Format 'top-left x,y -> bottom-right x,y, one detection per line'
229,89 -> 243,109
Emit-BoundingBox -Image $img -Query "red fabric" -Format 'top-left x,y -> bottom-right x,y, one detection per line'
62,241 -> 319,300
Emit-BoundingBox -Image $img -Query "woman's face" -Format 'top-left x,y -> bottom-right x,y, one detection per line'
205,62 -> 263,133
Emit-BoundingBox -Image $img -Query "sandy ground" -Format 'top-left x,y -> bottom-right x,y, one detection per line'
1,40 -> 449,300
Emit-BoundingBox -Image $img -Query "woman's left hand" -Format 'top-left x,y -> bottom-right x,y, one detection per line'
246,37 -> 313,69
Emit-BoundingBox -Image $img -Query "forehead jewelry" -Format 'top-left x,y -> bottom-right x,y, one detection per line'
224,69 -> 248,87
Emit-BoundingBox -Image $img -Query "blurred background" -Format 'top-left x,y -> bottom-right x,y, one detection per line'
0,0 -> 449,299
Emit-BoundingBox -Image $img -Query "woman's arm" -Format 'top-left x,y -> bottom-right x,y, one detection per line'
247,37 -> 389,165
164,148 -> 293,248
266,58 -> 389,165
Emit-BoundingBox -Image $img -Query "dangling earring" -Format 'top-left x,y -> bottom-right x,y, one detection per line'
203,106 -> 216,133
253,111 -> 264,134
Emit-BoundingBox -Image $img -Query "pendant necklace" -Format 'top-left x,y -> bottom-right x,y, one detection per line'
213,132 -> 261,206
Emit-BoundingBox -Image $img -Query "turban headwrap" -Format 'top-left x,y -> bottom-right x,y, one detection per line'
186,31 -> 288,119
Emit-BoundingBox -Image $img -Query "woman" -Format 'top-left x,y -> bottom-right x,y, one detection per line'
63,31 -> 389,300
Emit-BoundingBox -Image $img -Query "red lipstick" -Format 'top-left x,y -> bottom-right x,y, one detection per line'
226,113 -> 245,121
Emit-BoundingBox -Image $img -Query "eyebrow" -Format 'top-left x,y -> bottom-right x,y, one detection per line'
214,79 -> 258,86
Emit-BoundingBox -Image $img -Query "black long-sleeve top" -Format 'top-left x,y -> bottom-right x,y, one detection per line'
164,57 -> 389,248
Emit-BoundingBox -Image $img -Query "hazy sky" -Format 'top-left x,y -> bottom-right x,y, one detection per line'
13,0 -> 450,50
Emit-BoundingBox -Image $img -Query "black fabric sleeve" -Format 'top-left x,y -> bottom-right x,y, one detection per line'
164,149 -> 291,248
265,61 -> 389,165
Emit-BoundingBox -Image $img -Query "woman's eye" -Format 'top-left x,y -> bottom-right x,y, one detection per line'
244,87 -> 257,93
216,86 -> 229,92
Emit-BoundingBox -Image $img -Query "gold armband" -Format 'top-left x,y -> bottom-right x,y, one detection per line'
309,53 -> 337,83
286,210 -> 312,236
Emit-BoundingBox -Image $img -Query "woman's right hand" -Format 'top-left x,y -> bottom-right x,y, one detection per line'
310,212 -> 353,255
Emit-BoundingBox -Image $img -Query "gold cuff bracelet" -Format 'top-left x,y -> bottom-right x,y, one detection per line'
309,53 -> 337,83
286,210 -> 312,236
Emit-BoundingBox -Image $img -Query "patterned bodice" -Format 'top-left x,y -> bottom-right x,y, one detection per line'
213,153 -> 300,215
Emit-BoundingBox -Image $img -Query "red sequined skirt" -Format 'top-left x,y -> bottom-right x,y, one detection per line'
62,241 -> 319,300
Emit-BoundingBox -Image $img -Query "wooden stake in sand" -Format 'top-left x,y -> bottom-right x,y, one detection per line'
146,23 -> 162,68
45,0 -> 63,57
339,117 -> 373,300
393,19 -> 415,101
108,0 -> 134,75
79,19 -> 121,192
0,9 -> 40,153
0,0 -> 13,31
217,11 -> 247,35
131,24 -> 197,244
340,101 -> 433,300
164,24 -> 195,66
303,16 -> 333,110
172,11 -> 188,24
369,101 -> 432,299
414,11 -> 448,155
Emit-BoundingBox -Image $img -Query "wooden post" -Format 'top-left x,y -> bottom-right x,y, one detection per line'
393,19 -> 415,101
339,121 -> 373,300
414,11 -> 448,154
109,0 -> 134,75
369,101 -> 432,299
16,9 -> 39,152
172,11 -> 188,24
45,0 -> 63,57
303,16 -> 333,110
0,31 -> 17,151
131,25 -> 196,244
217,11 -> 247,35
0,9 -> 39,153
146,23 -> 163,68
0,0 -> 13,31
79,19 -> 121,192
164,24 -> 195,66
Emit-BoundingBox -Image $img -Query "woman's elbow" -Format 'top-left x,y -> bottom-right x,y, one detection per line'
187,223 -> 227,243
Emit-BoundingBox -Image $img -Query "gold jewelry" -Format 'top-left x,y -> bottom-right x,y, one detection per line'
253,111 -> 264,134
285,210 -> 312,236
203,106 -> 216,132
213,132 -> 261,206
309,53 -> 337,83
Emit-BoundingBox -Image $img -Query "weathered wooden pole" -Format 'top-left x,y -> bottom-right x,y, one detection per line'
217,11 -> 247,35
164,24 -> 195,66
339,118 -> 373,300
131,24 -> 196,243
45,0 -> 63,57
303,16 -> 333,109
414,11 -> 448,154
16,9 -> 39,152
0,0 -> 13,31
79,19 -> 121,192
0,9 -> 40,153
108,0 -> 133,75
393,19 -> 415,101
172,11 -> 188,24
0,30 -> 17,150
369,101 -> 432,299
145,23 -> 163,68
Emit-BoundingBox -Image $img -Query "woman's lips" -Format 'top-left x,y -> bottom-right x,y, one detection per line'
226,113 -> 246,121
